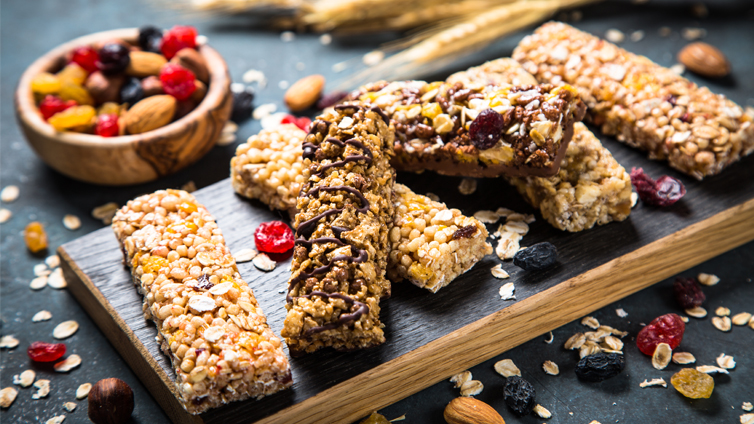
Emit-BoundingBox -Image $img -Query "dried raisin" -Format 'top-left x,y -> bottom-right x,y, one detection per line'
503,375 -> 536,416
630,167 -> 686,207
575,352 -> 625,382
469,108 -> 505,149
636,313 -> 685,356
673,277 -> 705,309
231,87 -> 255,123
31,72 -> 61,95
57,63 -> 88,86
513,242 -> 557,271
358,412 -> 389,424
47,105 -> 96,131
59,82 -> 94,106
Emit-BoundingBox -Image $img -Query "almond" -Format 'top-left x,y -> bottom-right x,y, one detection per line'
284,74 -> 325,112
443,397 -> 505,424
171,48 -> 209,83
126,51 -> 167,77
124,95 -> 176,134
677,42 -> 730,78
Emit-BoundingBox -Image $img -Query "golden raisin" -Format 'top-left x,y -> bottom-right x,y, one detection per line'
178,202 -> 197,214
57,63 -> 88,86
24,222 -> 49,253
59,82 -> 94,106
671,368 -> 714,399
48,105 -> 96,131
98,102 -> 123,116
31,72 -> 61,95
143,256 -> 168,274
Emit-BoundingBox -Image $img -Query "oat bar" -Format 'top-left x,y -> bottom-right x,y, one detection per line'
282,105 -> 394,355
230,125 -> 493,290
112,189 -> 292,414
450,59 -> 632,231
346,79 -> 586,178
513,22 -> 754,180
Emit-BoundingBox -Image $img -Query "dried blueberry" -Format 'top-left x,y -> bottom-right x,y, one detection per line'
231,87 -> 255,123
630,167 -> 686,207
120,77 -> 144,107
503,375 -> 536,416
673,277 -> 705,309
513,242 -> 557,271
468,108 -> 505,150
98,42 -> 130,75
575,352 -> 625,382
138,25 -> 163,53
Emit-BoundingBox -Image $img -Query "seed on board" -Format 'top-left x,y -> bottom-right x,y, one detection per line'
716,353 -> 736,369
45,415 -> 65,424
1,185 -> 20,203
252,253 -> 276,271
0,387 -> 18,408
0,335 -> 19,349
32,379 -> 51,399
32,310 -> 52,322
686,306 -> 707,318
494,359 -> 521,377
639,378 -> 667,388
498,282 -> 515,300
616,308 -> 628,318
697,273 -> 720,286
34,263 -> 50,277
743,402 -> 753,412
564,333 -> 586,350
53,320 -> 79,339
490,265 -> 510,279
30,276 -> 48,290
732,312 -> 752,326
712,316 -> 732,332
12,370 -> 35,388
652,343 -> 672,370
543,360 -> 559,375
62,214 -> 81,230
716,307 -> 731,317
54,354 -> 81,373
533,404 -> 552,419
458,178 -> 477,195
76,383 -> 92,400
581,316 -> 600,329
233,248 -> 257,263
449,371 -> 472,388
0,208 -> 11,223
460,380 -> 483,397
672,352 -> 696,364
48,268 -> 67,289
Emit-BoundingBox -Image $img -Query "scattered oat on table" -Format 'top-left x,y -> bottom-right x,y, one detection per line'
732,312 -> 752,326
54,355 -> 81,373
630,192 -> 638,208
252,253 -> 276,271
639,378 -> 667,388
696,365 -> 729,374
12,370 -> 35,388
217,132 -> 237,146
45,255 -> 60,269
534,404 -> 552,419
45,416 -> 65,424
544,331 -> 554,344
670,63 -> 686,75
605,29 -> 625,43
62,214 -> 81,230
0,208 -> 11,223
0,335 -> 19,349
630,30 -> 644,42
253,103 -> 277,120
686,306 -> 707,318
716,353 -> 736,369
543,360 -> 559,375
652,343 -> 672,370
1,185 -> 19,203
48,268 -> 67,289
30,276 -> 48,290
742,413 -> 754,424
180,181 -> 197,193
242,69 -> 266,86
449,371 -> 472,388
53,320 -> 79,339
233,248 -> 257,263
681,316 -> 690,323
498,282 -> 515,300
458,178 -> 477,195
743,402 -> 753,412
494,359 -> 521,378
712,316 -> 732,332
581,316 -> 600,329
698,273 -> 719,286
363,51 -> 385,66
91,202 -> 119,225
564,333 -> 586,350
459,380 -> 483,397
616,308 -> 628,318
0,387 -> 18,408
672,352 -> 696,364
63,402 -> 77,412
75,383 -> 92,400
473,210 -> 501,224
490,264 -> 509,279
32,380 -> 50,399
682,27 -> 706,40
715,306 -> 730,317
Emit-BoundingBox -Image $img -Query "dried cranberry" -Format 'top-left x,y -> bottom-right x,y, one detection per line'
39,95 -> 77,120
160,25 -> 198,60
468,108 -> 505,150
70,46 -> 100,73
97,42 -> 130,75
630,167 -> 686,207
673,277 -> 706,309
138,25 -> 163,53
27,341 -> 66,362
281,115 -> 312,132
636,313 -> 685,356
95,114 -> 120,137
254,221 -> 294,254
160,64 -> 197,101
316,91 -> 348,109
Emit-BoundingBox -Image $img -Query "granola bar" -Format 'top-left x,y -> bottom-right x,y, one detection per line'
112,189 -> 292,414
230,125 -> 493,290
513,22 -> 754,180
450,59 -> 632,231
346,80 -> 586,178
282,104 -> 394,355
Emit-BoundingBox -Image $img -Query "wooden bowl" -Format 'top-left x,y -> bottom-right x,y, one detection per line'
15,28 -> 232,186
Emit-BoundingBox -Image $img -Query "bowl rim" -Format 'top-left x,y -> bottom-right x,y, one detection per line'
15,27 -> 229,148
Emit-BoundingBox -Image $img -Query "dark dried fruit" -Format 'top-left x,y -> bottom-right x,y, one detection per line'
468,108 -> 505,150
503,375 -> 536,416
317,91 -> 348,110
575,352 -> 625,382
138,25 -> 163,53
673,277 -> 705,309
231,87 -> 255,122
636,313 -> 685,356
513,242 -> 557,271
630,167 -> 686,207
452,225 -> 477,240
120,77 -> 144,107
196,274 -> 213,290
97,43 -> 130,75
95,114 -> 120,137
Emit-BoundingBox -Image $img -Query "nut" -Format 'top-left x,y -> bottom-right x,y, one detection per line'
141,76 -> 164,97
677,42 -> 730,78
85,72 -> 125,104
443,397 -> 505,424
190,80 -> 207,103
284,74 -> 325,112
88,378 -> 134,424
124,95 -> 176,134
171,48 -> 209,83
126,51 -> 167,77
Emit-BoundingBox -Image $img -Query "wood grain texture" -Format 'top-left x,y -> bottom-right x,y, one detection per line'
59,132 -> 754,424
15,28 -> 232,186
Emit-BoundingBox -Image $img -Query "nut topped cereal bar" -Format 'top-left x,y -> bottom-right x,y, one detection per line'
514,22 -> 754,180
112,190 -> 292,414
346,79 -> 586,178
282,104 -> 394,355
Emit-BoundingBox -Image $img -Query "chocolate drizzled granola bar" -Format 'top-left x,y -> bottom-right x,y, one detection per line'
282,105 -> 394,355
513,22 -> 754,180
112,189 -> 292,414
346,79 -> 586,178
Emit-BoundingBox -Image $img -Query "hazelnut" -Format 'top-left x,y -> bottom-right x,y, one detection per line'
85,72 -> 125,104
190,80 -> 207,103
88,378 -> 134,424
173,99 -> 198,121
170,48 -> 209,83
141,76 -> 164,97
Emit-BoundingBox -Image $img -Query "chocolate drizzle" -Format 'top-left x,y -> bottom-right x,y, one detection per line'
299,291 -> 368,336
286,243 -> 368,302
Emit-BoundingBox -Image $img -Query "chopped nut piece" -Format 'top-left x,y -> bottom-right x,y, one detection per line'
639,378 -> 667,388
53,320 -> 79,339
533,404 -> 552,419
498,282 -> 515,300
494,359 -> 521,377
32,310 -> 52,322
47,268 -> 67,289
12,370 -> 35,387
449,371 -> 472,388
564,333 -> 586,350
0,335 -> 19,349
45,415 -> 65,424
697,273 -> 720,286
252,253 -> 276,271
581,316 -> 600,329
732,312 -> 753,326
716,353 -> 736,369
62,214 -> 81,230
712,316 -> 732,332
75,383 -> 92,400
652,343 -> 672,370
30,276 -> 48,290
63,402 -> 77,412
1,185 -> 19,202
233,248 -> 257,263
458,178 -> 477,195
459,380 -> 483,397
0,387 -> 18,408
672,352 -> 696,364
616,308 -> 628,318
491,265 -> 509,279
54,354 -> 82,372
686,306 -> 707,318
32,379 -> 51,399
0,208 -> 11,223
543,360 -> 560,375
715,307 -> 731,317
696,365 -> 729,374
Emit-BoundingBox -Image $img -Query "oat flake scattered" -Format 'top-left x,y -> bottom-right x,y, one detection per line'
715,306 -> 730,317
458,178 -> 477,195
0,208 -> 11,223
639,378 -> 667,388
63,402 -> 77,412
742,413 -> 754,424
30,276 -> 48,290
630,30 -> 645,42
743,402 -> 753,412
498,282 -> 515,300
48,268 -> 67,289
716,353 -> 736,369
473,210 -> 500,223
332,61 -> 349,73
616,308 -> 628,318
1,185 -> 20,202
13,370 -> 35,388
449,371 -> 472,388
659,26 -> 672,37
32,379 -> 51,399
45,415 -> 65,424
280,31 -> 295,42
253,103 -> 277,120
534,404 -> 552,419
54,355 -> 81,373
605,29 -> 625,43
76,383 -> 92,400
544,331 -> 554,344
698,273 -> 720,286
682,27 -> 706,40
242,69 -> 266,87
696,365 -> 729,374
217,132 -> 237,146
581,316 -> 600,329
188,295 -> 216,313
564,333 -> 586,350
670,63 -> 686,75
53,321 -> 79,339
0,387 -> 18,408
0,335 -> 19,349
459,380 -> 483,397
62,214 -> 81,230
494,359 -> 521,377
490,264 -> 509,279
495,232 -> 521,260
672,352 -> 696,364
712,316 -> 732,332
233,248 -> 257,263
681,316 -> 689,323
45,255 -> 60,268
630,192 -> 638,208
34,263 -> 50,277
652,343 -> 672,370
543,360 -> 560,375
253,253 -> 276,272
732,312 -> 752,326
685,306 -> 707,318
91,202 -> 119,225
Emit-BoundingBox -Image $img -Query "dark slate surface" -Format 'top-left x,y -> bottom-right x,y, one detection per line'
1,0 -> 753,423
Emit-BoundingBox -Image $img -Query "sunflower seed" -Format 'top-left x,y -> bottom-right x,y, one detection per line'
458,178 -> 477,195
473,210 -> 501,224
742,413 -> 754,424
53,320 -> 79,339
76,383 -> 92,400
32,379 -> 50,399
449,371 -> 472,388
63,402 -> 77,412
45,255 -> 60,268
490,264 -> 509,279
0,335 -> 19,349
0,208 -> 11,223
34,263 -> 50,277
494,359 -> 521,377
697,273 -> 719,286
48,268 -> 67,289
0,387 -> 18,408
233,248 -> 257,263
45,415 -> 65,424
32,310 -> 52,322
1,185 -> 19,202
498,282 -> 515,300
652,343 -> 672,370
732,312 -> 752,326
716,353 -> 736,369
743,402 -> 753,412
54,355 -> 81,373
672,352 -> 696,364
12,370 -> 35,388
533,404 -> 552,419
616,308 -> 628,318
716,307 -> 731,317
564,333 -> 586,350
30,276 -> 48,290
686,306 -> 707,318
252,253 -> 276,271
460,380 -> 483,397
630,192 -> 638,207
62,215 -> 81,230
581,316 -> 600,329
697,365 -> 729,374
639,378 -> 667,388
543,360 -> 559,375
712,316 -> 732,332
91,202 -> 119,225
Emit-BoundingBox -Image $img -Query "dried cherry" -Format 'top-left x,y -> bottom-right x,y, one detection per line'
70,46 -> 100,73
513,242 -> 557,271
630,167 -> 686,207
160,25 -> 198,60
503,375 -> 536,416
254,221 -> 294,254
575,352 -> 625,382
673,277 -> 705,309
39,95 -> 77,120
96,114 -> 120,137
468,108 -> 505,150
97,43 -> 130,75
636,313 -> 685,356
27,341 -> 66,362
160,64 -> 196,101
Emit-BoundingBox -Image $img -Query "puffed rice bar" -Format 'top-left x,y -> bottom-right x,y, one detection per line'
282,105 -> 394,355
346,79 -> 586,177
112,189 -> 292,414
513,22 -> 754,180
450,59 -> 633,231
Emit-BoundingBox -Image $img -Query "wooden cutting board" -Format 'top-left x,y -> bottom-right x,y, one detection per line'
58,132 -> 754,424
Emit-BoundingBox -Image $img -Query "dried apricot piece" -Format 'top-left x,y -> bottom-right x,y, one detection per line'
671,368 -> 714,399
25,222 -> 49,253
